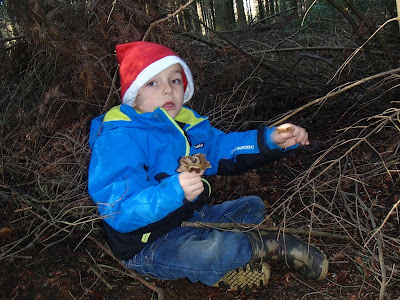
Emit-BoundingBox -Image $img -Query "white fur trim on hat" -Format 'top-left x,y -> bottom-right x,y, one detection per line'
122,55 -> 194,106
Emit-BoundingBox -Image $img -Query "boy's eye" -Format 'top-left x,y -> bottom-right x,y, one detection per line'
146,81 -> 156,87
171,79 -> 181,84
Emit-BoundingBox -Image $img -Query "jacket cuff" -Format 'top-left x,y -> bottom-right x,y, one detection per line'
259,125 -> 299,152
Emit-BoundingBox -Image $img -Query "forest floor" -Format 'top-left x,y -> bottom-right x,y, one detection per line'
0,243 -> 383,300
2,194 -> 399,300
1,121 -> 399,300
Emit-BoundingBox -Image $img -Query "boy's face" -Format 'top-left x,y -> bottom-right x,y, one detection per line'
134,64 -> 185,119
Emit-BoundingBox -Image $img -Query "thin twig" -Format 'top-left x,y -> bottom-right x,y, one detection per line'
107,0 -> 118,23
364,197 -> 400,247
88,265 -> 114,289
329,17 -> 399,83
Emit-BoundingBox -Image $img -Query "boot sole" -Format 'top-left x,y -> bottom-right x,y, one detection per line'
317,256 -> 329,280
214,262 -> 270,290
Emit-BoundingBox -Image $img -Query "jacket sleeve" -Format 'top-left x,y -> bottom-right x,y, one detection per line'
88,130 -> 186,234
204,124 -> 293,176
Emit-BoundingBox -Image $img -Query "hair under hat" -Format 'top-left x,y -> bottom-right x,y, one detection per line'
115,41 -> 194,106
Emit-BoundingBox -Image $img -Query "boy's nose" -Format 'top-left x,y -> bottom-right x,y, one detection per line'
163,82 -> 173,94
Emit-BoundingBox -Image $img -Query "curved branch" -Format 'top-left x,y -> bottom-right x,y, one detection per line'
270,67 -> 400,127
142,0 -> 195,42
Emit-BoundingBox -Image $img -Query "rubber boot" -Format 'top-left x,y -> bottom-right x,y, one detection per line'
246,231 -> 329,280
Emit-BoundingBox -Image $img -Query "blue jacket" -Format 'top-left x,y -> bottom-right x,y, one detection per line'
88,104 -> 292,259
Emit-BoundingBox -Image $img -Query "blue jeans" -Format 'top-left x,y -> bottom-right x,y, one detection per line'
124,196 -> 266,286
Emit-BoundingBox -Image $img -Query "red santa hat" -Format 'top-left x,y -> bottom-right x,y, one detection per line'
115,41 -> 194,105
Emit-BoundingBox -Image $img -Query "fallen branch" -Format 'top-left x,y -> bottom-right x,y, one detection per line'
270,67 -> 400,127
142,0 -> 195,41
87,235 -> 165,300
181,221 -> 351,240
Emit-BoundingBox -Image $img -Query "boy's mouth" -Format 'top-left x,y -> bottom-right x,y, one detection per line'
162,102 -> 175,110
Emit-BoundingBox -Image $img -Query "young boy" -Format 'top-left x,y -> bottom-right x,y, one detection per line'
88,41 -> 328,290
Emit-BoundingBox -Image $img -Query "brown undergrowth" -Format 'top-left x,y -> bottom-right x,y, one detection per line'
1,1 -> 400,299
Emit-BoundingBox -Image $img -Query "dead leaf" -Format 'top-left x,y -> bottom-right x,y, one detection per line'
0,227 -> 12,239
332,252 -> 346,261
355,256 -> 364,266
177,153 -> 211,173
281,273 -> 292,287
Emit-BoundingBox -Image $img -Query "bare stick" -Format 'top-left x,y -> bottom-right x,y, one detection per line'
181,221 -> 351,240
87,235 -> 165,300
142,0 -> 195,42
107,0 -> 118,23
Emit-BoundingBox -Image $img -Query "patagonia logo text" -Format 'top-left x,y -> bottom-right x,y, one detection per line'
231,145 -> 255,154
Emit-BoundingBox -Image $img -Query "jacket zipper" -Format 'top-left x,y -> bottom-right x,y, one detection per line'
160,108 -> 190,156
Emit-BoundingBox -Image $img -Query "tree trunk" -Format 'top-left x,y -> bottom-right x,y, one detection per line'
181,0 -> 191,31
280,0 -> 287,11
226,0 -> 235,27
213,0 -> 234,31
236,0 -> 247,29
268,0 -> 275,16
190,1 -> 202,33
290,0 -> 298,16
176,0 -> 187,30
258,0 -> 265,19
197,0 -> 212,31
396,0 -> 400,34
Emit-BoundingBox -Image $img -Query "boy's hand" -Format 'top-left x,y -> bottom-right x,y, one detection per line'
273,123 -> 310,149
178,171 -> 204,202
